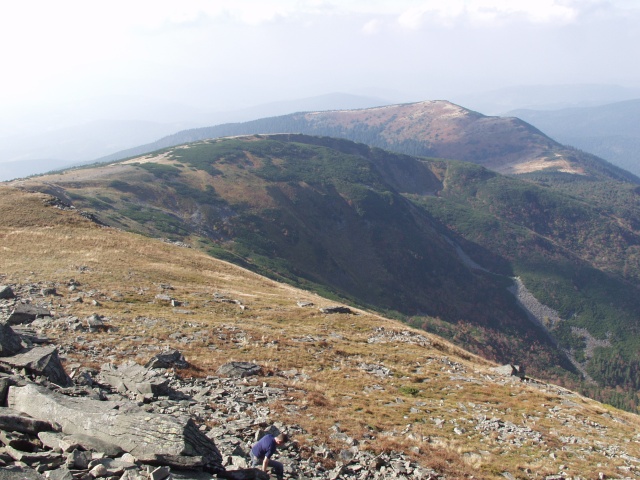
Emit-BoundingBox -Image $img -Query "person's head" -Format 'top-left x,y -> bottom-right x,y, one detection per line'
275,433 -> 288,445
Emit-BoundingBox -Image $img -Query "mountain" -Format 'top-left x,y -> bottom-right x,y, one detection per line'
10,133 -> 640,412
3,185 -> 640,479
0,93 -> 391,182
450,83 -> 640,115
98,100 -> 638,185
507,99 -> 640,177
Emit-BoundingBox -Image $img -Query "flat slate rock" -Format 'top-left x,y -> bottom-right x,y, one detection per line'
217,362 -> 261,378
7,383 -> 223,468
0,465 -> 45,480
6,304 -> 51,326
0,345 -> 72,387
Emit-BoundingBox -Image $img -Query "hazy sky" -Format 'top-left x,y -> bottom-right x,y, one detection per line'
1,0 -> 639,117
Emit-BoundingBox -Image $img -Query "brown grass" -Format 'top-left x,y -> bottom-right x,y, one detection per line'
2,185 -> 640,479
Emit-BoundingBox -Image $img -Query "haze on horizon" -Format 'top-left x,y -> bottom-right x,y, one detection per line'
1,0 -> 639,175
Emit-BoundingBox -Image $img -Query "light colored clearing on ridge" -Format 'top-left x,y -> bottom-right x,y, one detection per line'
509,155 -> 586,175
121,151 -> 173,165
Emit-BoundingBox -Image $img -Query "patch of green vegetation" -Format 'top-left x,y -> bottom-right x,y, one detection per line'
138,163 -> 182,180
109,180 -> 132,191
120,205 -> 189,238
398,385 -> 420,397
172,183 -> 222,205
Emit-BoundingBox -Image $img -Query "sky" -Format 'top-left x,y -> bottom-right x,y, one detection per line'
2,0 -> 639,111
0,0 -> 639,153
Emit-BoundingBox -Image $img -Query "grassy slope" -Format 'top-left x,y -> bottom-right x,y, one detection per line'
10,135 -> 640,411
2,185 -> 640,479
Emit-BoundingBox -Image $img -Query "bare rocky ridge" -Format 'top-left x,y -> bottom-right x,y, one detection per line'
2,281 -> 640,479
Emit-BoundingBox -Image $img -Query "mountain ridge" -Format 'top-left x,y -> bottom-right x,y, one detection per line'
96,100 -> 639,186
11,133 -> 640,412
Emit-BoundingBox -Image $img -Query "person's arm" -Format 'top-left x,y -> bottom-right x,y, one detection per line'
262,456 -> 269,472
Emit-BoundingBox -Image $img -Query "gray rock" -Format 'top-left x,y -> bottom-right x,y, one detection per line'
6,304 -> 51,326
0,286 -> 15,300
0,346 -> 72,387
66,449 -> 91,469
0,406 -> 55,434
0,465 -> 45,480
85,314 -> 107,332
99,361 -> 170,397
7,383 -> 223,469
145,350 -> 188,369
217,362 -> 261,378
0,322 -> 23,357
490,364 -> 526,379
47,468 -> 74,480
4,444 -> 64,469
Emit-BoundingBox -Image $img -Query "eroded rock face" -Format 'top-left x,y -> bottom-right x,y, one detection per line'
0,323 -> 23,357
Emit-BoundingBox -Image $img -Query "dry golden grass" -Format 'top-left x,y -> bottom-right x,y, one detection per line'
2,185 -> 640,479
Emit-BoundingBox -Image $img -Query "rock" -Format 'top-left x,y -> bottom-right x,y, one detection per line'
145,350 -> 188,369
490,364 -> 526,379
149,466 -> 171,480
0,465 -> 45,480
47,467 -> 74,480
0,286 -> 15,300
66,449 -> 91,469
217,362 -> 261,378
85,314 -> 107,332
4,444 -> 64,469
0,374 -> 25,405
0,322 -> 24,357
6,304 -> 51,326
41,287 -> 58,297
98,361 -> 170,397
0,406 -> 55,434
7,383 -> 223,470
0,346 -> 72,387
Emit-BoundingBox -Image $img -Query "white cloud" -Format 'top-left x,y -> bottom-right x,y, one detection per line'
362,19 -> 382,35
396,0 -> 583,29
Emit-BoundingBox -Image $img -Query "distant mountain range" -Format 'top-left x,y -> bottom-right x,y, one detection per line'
12,123 -> 640,412
507,99 -> 640,177
0,93 -> 392,181
98,100 -> 638,184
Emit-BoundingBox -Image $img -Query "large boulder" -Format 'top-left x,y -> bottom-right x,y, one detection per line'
6,304 -> 51,326
0,346 -> 72,387
7,383 -> 223,470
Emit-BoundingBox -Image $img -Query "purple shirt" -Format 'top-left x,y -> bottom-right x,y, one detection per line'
252,434 -> 277,459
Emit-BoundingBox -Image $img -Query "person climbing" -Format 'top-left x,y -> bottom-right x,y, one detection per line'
250,432 -> 289,479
